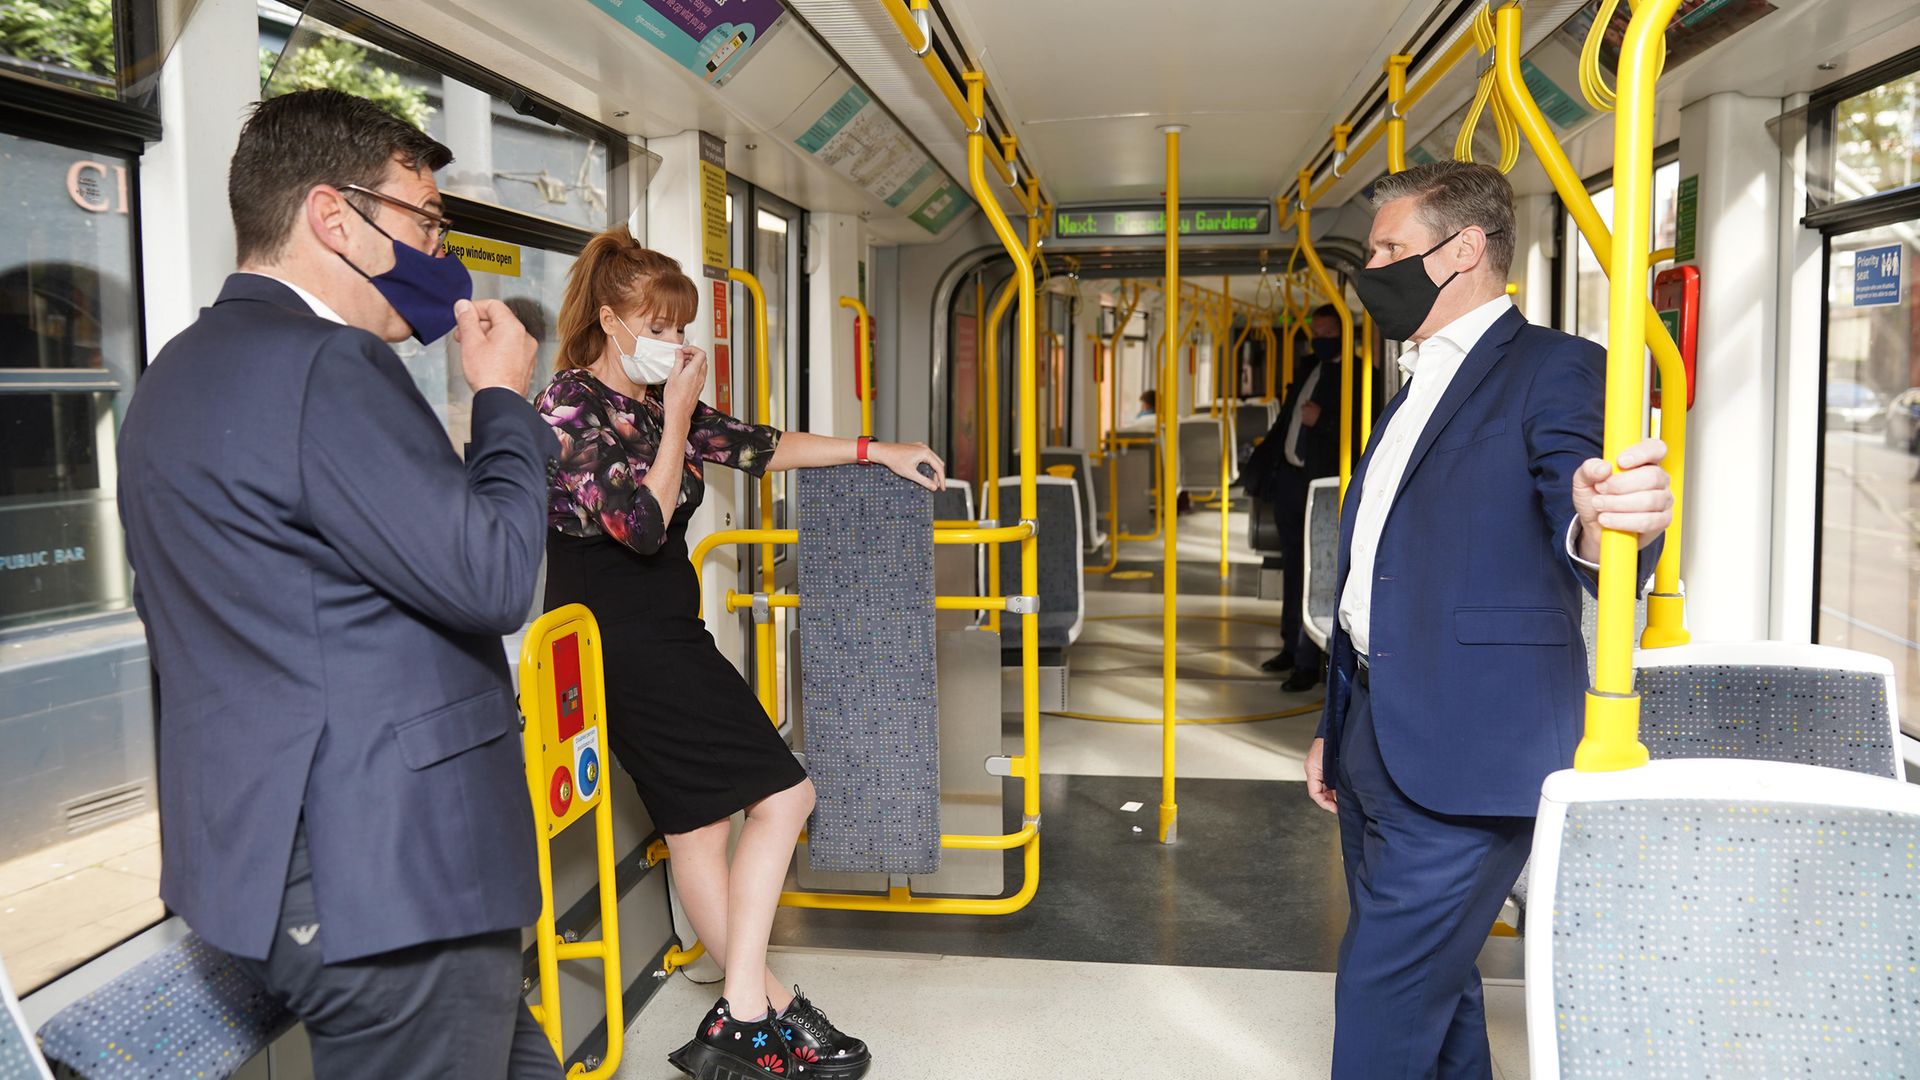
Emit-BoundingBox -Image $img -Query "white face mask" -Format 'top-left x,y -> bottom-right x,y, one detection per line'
610,312 -> 681,385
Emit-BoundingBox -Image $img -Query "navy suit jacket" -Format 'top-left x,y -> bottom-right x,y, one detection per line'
1315,308 -> 1660,818
118,274 -> 555,962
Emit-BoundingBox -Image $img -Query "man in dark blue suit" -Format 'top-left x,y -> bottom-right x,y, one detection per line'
118,90 -> 560,1078
1302,161 -> 1673,1079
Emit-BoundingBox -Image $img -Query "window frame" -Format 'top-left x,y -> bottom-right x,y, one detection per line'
1804,44 -> 1920,233
274,0 -> 634,230
1554,140 -> 1681,342
0,0 -> 163,149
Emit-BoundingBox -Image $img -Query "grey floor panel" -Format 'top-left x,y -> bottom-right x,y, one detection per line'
774,773 -> 1350,973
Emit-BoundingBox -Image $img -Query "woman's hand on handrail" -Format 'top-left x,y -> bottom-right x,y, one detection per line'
766,431 -> 946,491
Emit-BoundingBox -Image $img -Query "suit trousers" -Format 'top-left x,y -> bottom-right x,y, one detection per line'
1331,678 -> 1533,1080
230,823 -> 564,1080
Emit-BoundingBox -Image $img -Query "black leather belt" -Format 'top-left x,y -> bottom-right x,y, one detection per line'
1354,655 -> 1371,690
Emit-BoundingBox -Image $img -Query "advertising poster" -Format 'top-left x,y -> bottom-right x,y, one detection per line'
783,76 -> 971,236
583,0 -> 789,87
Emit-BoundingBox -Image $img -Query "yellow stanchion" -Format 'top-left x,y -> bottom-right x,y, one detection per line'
730,268 -> 781,728
1158,123 -> 1184,845
1493,5 -> 1689,649
982,276 -> 1017,633
1292,174 -> 1355,504
1576,0 -> 1684,770
520,605 -> 622,1079
839,296 -> 873,438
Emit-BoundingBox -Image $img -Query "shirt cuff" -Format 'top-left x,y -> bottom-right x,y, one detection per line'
1566,517 -> 1600,573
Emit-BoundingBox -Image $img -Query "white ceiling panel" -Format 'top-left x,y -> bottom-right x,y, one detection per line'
942,0 -> 1437,203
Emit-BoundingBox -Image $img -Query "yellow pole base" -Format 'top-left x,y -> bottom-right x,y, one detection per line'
1640,594 -> 1691,649
1573,690 -> 1650,772
1158,803 -> 1178,844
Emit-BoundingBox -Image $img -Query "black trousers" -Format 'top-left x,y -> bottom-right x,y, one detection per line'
230,823 -> 565,1080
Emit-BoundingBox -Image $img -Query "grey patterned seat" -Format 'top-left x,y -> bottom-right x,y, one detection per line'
795,464 -> 941,875
1037,447 -> 1106,552
1634,641 -> 1902,778
994,476 -> 1085,650
1,959 -> 51,1080
1300,477 -> 1339,649
35,931 -> 293,1080
1109,438 -> 1159,536
1234,401 -> 1278,466
1512,636 -> 1895,928
1527,758 -> 1920,1078
1177,417 -> 1232,494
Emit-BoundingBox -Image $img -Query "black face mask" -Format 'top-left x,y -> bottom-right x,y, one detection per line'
1308,336 -> 1341,364
1355,227 -> 1502,341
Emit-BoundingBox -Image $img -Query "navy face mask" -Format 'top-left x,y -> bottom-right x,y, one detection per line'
339,200 -> 472,345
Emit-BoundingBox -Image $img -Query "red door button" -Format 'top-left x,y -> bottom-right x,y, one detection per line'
549,766 -> 574,818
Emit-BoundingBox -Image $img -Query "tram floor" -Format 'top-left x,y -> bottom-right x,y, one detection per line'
618,947 -> 1533,1079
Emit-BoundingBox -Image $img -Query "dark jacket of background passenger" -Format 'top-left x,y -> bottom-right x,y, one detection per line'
1314,308 -> 1660,817
117,274 -> 554,964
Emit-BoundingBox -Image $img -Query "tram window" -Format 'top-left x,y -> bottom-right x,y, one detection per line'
1816,222 -> 1920,737
0,128 -> 159,994
0,0 -> 143,101
1566,160 -> 1682,346
1829,73 -> 1920,202
260,2 -> 613,231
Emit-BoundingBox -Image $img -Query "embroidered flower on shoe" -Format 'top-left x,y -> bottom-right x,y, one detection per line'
755,1054 -> 786,1074
752,1032 -> 768,1049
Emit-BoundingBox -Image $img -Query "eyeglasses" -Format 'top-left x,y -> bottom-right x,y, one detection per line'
341,184 -> 455,250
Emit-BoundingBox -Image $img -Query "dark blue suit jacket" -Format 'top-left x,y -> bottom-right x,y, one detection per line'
1316,308 -> 1660,818
118,274 -> 554,963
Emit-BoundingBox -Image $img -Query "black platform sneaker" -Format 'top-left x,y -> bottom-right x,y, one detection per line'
668,998 -> 797,1079
778,987 -> 871,1078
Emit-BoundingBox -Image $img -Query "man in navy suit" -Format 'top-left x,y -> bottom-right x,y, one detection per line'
1302,161 -> 1672,1079
118,90 -> 560,1078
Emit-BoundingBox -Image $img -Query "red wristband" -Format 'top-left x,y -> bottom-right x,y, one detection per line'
856,435 -> 873,464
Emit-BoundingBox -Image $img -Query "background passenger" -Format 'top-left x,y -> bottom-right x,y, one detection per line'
539,227 -> 942,1080
1248,303 -> 1345,685
116,89 -> 561,1079
1302,161 -> 1672,1080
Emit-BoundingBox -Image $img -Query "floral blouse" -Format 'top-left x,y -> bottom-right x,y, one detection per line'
537,368 -> 781,555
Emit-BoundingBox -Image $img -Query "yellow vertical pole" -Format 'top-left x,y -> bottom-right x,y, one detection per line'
839,296 -> 873,438
730,268 -> 779,728
1159,124 -> 1183,845
1294,171 -> 1354,503
974,276 -> 987,494
1262,322 -> 1278,402
1361,312 -> 1375,448
966,71 -> 1044,832
982,276 -> 1017,633
1387,54 -> 1412,174
1576,0 -> 1681,771
1217,282 -> 1231,581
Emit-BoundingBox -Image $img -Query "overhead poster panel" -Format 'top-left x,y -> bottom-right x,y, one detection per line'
779,75 -> 969,236
583,0 -> 789,87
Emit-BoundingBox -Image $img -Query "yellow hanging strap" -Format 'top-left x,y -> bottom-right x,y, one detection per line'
1457,5 -> 1519,173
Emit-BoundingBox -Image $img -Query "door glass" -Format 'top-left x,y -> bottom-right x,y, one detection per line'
755,208 -> 790,528
1818,221 -> 1920,735
0,130 -> 159,994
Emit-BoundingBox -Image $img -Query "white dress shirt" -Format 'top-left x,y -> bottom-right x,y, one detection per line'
244,272 -> 347,324
1338,295 -> 1512,656
1283,361 -> 1325,467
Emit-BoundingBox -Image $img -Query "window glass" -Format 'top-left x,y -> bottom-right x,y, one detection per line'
390,239 -> 577,449
0,0 -> 118,98
1818,221 -> 1920,736
0,130 -> 159,994
1567,160 -> 1681,347
1832,73 -> 1920,202
259,3 -> 611,231
755,208 -> 790,527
